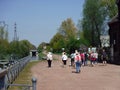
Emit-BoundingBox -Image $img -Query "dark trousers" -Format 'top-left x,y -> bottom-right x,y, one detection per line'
47,60 -> 52,67
62,60 -> 67,65
71,58 -> 74,66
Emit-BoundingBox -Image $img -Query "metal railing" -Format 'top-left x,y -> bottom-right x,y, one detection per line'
7,77 -> 37,90
0,56 -> 37,90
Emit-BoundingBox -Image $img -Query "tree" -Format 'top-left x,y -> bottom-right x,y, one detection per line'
100,0 -> 117,35
19,40 -> 33,57
0,39 -> 9,59
80,0 -> 117,47
9,41 -> 20,59
50,18 -> 78,53
0,22 -> 9,59
9,40 -> 34,59
100,0 -> 117,19
58,18 -> 77,39
0,22 -> 8,40
77,20 -> 90,46
81,0 -> 115,47
37,42 -> 46,53
50,33 -> 65,53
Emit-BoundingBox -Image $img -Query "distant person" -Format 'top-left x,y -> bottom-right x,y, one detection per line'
74,52 -> 81,73
47,52 -> 53,67
61,52 -> 68,67
80,52 -> 85,66
90,51 -> 96,66
101,49 -> 107,65
94,51 -> 98,64
84,52 -> 88,66
70,52 -> 75,67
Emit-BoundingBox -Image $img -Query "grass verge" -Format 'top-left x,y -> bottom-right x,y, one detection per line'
8,60 -> 39,90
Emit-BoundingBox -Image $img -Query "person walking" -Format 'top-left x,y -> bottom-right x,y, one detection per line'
70,52 -> 75,67
94,51 -> 98,64
84,52 -> 88,66
90,51 -> 96,66
101,49 -> 107,66
61,52 -> 68,67
47,52 -> 53,68
74,52 -> 81,73
80,52 -> 85,66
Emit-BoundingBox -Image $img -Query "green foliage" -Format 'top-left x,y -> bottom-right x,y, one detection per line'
81,0 -> 117,47
58,18 -> 77,39
0,23 -> 36,59
37,42 -> 47,53
0,24 -> 9,59
50,33 -> 65,53
0,39 -> 36,60
0,26 -> 8,40
0,39 -> 35,59
0,39 -> 9,59
37,44 -> 43,53
19,40 -> 33,57
49,18 -> 87,53
50,18 -> 78,53
9,40 -> 35,59
100,0 -> 117,18
66,38 -> 79,53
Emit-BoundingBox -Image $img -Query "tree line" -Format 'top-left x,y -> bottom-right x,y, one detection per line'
0,23 -> 36,59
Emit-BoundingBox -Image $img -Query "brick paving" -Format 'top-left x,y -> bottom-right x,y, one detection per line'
31,54 -> 120,90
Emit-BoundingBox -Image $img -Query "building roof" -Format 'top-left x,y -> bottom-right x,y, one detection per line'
108,14 -> 119,25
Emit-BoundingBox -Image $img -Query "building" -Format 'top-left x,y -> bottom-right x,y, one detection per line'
108,0 -> 120,64
100,35 -> 110,47
30,50 -> 38,60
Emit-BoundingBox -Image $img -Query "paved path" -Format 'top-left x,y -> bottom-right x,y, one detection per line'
31,54 -> 120,90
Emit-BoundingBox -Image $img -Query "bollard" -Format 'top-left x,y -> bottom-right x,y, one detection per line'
32,77 -> 37,90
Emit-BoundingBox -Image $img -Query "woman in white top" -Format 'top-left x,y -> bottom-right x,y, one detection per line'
62,52 -> 68,67
47,52 -> 53,67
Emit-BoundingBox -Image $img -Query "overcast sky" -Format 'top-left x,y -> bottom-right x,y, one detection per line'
0,0 -> 84,47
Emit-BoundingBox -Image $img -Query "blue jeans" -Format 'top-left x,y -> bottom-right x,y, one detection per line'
75,61 -> 81,72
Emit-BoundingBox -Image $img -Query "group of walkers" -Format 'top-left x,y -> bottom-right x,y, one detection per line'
46,49 -> 107,73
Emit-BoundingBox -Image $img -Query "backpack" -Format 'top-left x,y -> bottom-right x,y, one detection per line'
76,55 -> 80,61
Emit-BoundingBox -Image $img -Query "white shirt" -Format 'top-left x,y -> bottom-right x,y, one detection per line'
62,54 -> 68,61
47,53 -> 53,60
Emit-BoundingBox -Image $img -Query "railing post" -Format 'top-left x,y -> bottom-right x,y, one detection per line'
32,77 -> 37,90
0,70 -> 7,90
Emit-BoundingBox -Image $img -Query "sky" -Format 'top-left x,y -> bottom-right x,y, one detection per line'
0,0 -> 84,47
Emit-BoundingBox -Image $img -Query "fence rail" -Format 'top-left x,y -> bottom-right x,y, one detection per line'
7,77 -> 37,90
0,56 -> 37,90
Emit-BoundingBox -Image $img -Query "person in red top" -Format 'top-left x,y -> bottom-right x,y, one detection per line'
74,52 -> 81,73
80,52 -> 85,66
